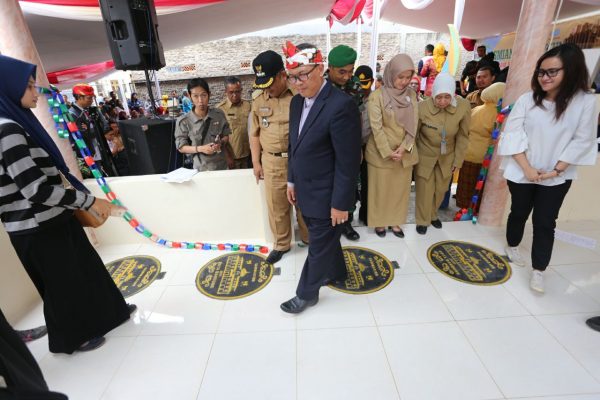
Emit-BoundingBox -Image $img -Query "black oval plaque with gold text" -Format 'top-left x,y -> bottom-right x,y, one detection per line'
427,241 -> 511,285
328,246 -> 394,294
105,255 -> 162,298
196,252 -> 273,300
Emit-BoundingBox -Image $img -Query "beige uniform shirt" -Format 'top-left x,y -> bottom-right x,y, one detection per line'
217,99 -> 251,159
415,96 -> 471,180
249,88 -> 294,154
365,88 -> 419,169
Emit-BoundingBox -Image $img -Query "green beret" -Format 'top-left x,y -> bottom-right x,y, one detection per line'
328,45 -> 357,67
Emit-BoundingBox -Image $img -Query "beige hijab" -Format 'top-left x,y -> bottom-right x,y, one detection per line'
382,54 -> 416,137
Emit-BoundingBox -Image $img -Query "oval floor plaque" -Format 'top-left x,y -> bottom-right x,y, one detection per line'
427,241 -> 511,285
328,246 -> 394,294
196,252 -> 273,300
105,255 -> 162,298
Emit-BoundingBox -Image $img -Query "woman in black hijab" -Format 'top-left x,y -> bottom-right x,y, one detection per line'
0,54 -> 134,354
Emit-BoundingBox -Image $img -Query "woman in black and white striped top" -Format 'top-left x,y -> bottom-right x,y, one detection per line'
0,54 -> 134,354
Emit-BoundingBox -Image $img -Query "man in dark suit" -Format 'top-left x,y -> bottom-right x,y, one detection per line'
280,42 -> 362,314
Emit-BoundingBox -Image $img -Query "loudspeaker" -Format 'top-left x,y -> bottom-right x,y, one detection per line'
99,0 -> 166,71
118,118 -> 181,175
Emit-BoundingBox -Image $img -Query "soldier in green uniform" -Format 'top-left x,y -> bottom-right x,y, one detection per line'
324,44 -> 363,241
325,45 -> 365,107
249,51 -> 309,264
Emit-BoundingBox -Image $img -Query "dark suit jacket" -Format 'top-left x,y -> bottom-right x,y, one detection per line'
288,81 -> 362,219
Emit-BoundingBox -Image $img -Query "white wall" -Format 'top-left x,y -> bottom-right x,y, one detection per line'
85,168 -> 273,246
0,228 -> 40,324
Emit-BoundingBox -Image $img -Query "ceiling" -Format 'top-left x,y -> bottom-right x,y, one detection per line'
22,0 -> 600,72
381,0 -> 599,38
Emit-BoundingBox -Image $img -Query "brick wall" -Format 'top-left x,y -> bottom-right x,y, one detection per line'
132,31 -> 475,106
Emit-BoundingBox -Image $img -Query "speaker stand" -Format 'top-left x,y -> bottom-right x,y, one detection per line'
144,69 -> 158,116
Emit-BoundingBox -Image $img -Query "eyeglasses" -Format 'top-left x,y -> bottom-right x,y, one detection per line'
536,68 -> 563,78
287,65 -> 319,84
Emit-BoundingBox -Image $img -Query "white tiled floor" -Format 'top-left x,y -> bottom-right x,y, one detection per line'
17,220 -> 600,400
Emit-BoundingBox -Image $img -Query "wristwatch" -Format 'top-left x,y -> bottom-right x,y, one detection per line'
553,167 -> 564,177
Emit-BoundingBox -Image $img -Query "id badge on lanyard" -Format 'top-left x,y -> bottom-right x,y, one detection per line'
440,127 -> 447,155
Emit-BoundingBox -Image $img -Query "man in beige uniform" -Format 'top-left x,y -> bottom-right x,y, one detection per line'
466,66 -> 496,108
217,76 -> 251,169
250,50 -> 309,264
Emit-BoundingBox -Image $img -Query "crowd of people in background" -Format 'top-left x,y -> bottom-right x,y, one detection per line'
51,40 -> 600,297
0,37 -> 598,400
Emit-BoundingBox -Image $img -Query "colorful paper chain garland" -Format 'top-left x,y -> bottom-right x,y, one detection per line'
41,86 -> 269,254
454,99 -> 513,224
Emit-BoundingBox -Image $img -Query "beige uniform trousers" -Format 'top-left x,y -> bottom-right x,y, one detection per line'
262,152 -> 309,250
415,162 -> 453,226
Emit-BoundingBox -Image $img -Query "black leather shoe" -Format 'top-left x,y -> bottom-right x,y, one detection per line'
127,303 -> 137,315
375,228 -> 386,238
342,223 -> 360,241
280,295 -> 319,314
391,228 -> 405,238
416,225 -> 428,235
431,219 -> 442,229
586,316 -> 600,332
266,249 -> 290,264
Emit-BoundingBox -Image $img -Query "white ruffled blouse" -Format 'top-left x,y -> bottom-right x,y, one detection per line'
498,91 -> 599,186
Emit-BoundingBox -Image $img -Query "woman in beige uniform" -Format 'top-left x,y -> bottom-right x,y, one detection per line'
365,54 -> 419,238
415,72 -> 471,234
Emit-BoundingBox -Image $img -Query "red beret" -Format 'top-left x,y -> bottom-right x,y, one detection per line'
72,83 -> 94,96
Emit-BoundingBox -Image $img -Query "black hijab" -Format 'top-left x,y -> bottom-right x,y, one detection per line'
0,54 -> 88,192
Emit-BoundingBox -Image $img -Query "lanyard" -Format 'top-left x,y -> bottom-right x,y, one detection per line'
440,112 -> 448,155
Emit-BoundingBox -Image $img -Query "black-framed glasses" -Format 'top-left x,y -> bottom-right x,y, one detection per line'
536,67 -> 563,78
286,65 -> 319,84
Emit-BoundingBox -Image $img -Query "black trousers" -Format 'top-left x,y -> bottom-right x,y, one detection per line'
0,309 -> 67,400
506,180 -> 572,271
296,216 -> 347,300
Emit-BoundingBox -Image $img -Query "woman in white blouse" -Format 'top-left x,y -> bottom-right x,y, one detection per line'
498,43 -> 598,294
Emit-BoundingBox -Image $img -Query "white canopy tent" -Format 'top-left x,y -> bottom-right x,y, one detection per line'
21,0 -> 600,73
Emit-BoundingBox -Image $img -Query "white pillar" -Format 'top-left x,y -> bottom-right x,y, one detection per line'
478,0 -> 560,226
326,19 -> 332,57
0,0 -> 81,180
369,0 -> 382,77
118,78 -> 129,114
356,17 -> 362,64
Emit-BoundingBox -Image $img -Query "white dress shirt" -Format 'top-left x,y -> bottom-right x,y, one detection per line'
299,80 -> 327,135
498,91 -> 599,186
289,80 -> 328,188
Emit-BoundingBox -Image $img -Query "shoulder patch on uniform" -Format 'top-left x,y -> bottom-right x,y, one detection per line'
252,89 -> 263,100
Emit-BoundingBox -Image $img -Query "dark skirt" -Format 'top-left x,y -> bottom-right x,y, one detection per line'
456,161 -> 482,210
9,216 -> 129,354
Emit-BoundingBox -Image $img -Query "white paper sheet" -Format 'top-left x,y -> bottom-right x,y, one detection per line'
160,167 -> 198,183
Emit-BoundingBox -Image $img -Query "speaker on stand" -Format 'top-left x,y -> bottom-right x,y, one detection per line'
99,0 -> 165,113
